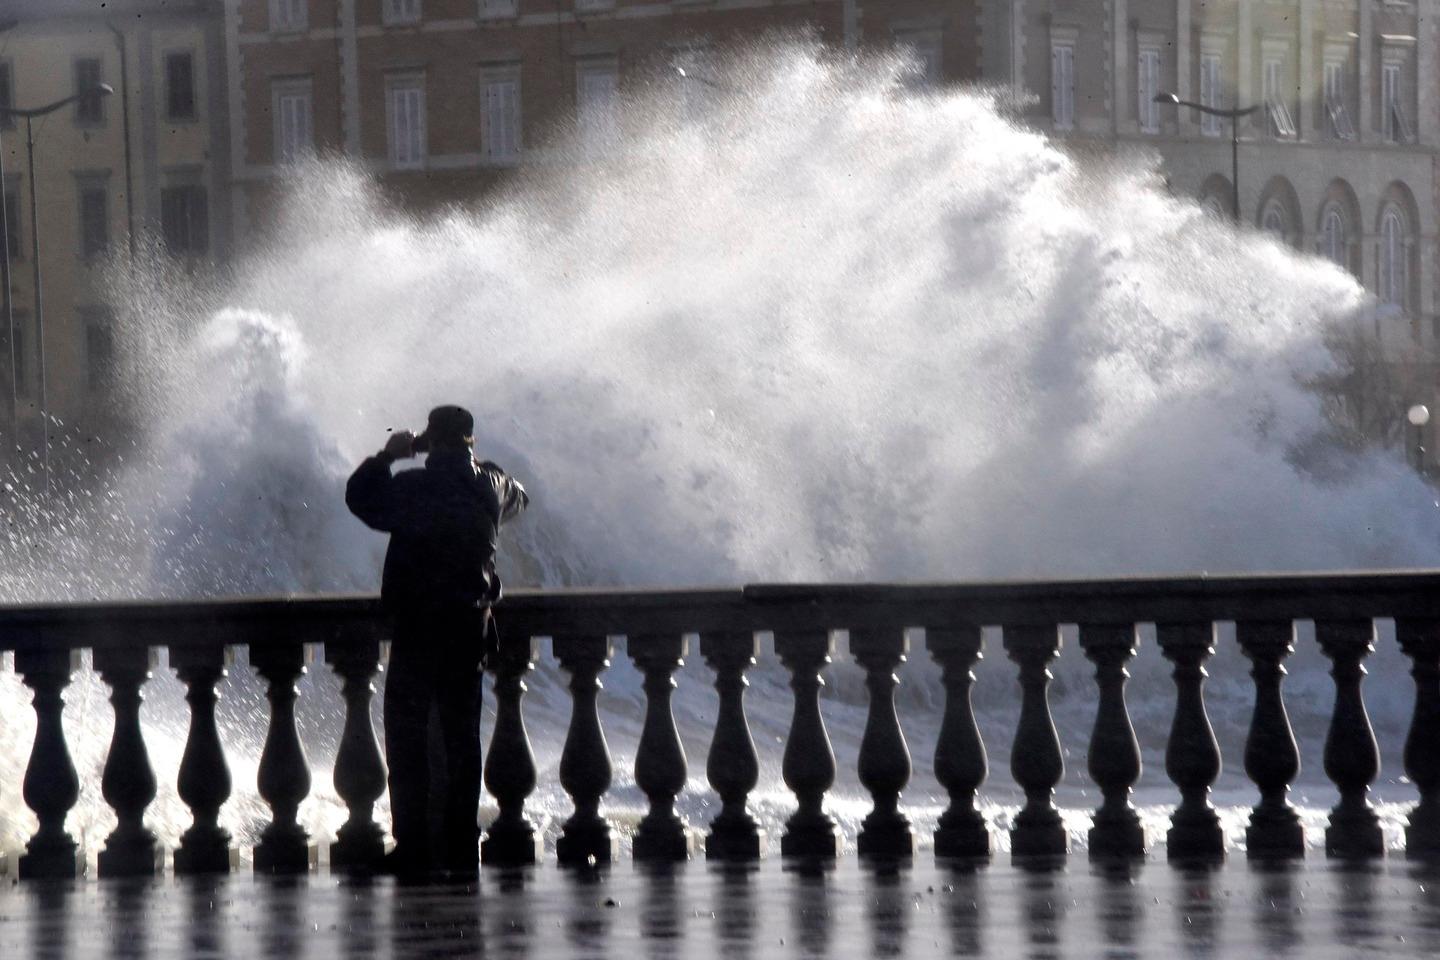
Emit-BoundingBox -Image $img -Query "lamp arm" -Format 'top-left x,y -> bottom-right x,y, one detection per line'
0,85 -> 112,120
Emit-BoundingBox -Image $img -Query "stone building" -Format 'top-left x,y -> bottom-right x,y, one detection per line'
986,0 -> 1440,454
0,0 -> 232,453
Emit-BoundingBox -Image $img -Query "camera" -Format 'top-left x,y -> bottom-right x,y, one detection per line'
412,431 -> 431,455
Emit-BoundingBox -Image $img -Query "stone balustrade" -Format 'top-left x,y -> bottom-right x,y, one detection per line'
1,572 -> 1439,879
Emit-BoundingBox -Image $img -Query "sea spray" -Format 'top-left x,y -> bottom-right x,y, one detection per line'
0,40 -> 1435,855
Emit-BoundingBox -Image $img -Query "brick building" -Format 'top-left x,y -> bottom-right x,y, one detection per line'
224,0 -> 981,243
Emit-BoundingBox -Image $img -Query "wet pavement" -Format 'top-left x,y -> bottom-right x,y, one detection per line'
3,856 -> 1440,959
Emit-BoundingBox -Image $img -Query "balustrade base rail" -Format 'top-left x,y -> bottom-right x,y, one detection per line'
1,570 -> 1439,879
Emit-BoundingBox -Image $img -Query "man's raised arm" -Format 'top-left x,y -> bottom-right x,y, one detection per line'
346,431 -> 417,532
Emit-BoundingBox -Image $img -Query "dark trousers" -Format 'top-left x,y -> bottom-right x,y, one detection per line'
384,610 -> 487,870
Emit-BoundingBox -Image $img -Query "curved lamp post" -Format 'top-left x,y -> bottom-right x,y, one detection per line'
1152,92 -> 1259,226
0,82 -> 114,493
1408,404 -> 1430,474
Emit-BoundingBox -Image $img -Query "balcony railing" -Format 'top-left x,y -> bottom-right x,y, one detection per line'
1,571 -> 1439,879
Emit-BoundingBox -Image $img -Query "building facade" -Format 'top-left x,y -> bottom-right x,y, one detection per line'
224,0 -> 981,240
0,0 -> 232,454
6,0 -> 1437,464
990,0 -> 1439,387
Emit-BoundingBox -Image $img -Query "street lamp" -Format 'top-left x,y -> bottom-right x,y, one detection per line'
1408,404 -> 1430,474
1153,92 -> 1259,226
0,81 -> 114,493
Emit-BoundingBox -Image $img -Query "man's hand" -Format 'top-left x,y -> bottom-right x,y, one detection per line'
383,430 -> 417,460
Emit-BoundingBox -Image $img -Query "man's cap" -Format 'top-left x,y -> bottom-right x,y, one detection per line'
422,405 -> 475,444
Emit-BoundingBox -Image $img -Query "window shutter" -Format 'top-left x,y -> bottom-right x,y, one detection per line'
396,89 -> 410,162
502,80 -> 519,157
280,95 -> 294,161
484,78 -> 519,160
1051,45 -> 1062,125
1137,54 -> 1146,128
1051,44 -> 1073,128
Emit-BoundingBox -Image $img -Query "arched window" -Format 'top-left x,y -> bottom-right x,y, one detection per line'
1261,200 -> 1288,240
1379,205 -> 1408,309
1319,205 -> 1346,267
1201,194 -> 1227,220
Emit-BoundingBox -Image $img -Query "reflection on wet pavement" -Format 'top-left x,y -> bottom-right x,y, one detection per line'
5,857 -> 1440,958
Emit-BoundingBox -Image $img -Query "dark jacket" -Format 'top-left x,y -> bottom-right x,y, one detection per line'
345,447 -> 529,614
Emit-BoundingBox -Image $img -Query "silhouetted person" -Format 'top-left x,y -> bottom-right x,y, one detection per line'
346,405 -> 529,874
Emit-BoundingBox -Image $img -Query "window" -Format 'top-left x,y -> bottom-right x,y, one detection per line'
270,0 -> 307,32
895,31 -> 943,90
273,78 -> 314,165
1319,206 -> 1346,267
0,62 -> 13,130
166,53 -> 197,121
386,74 -> 427,168
1137,47 -> 1161,133
1323,58 -> 1355,140
1261,200 -> 1288,241
481,69 -> 521,163
575,0 -> 614,11
576,60 -> 619,151
1050,40 -> 1074,130
75,59 -> 105,125
1379,206 -> 1408,309
384,0 -> 421,24
672,47 -> 714,118
1262,55 -> 1295,137
1198,51 -> 1223,136
1382,61 -> 1412,143
479,0 -> 518,17
78,181 -> 109,260
1201,194 -> 1228,220
160,184 -> 209,257
82,309 -> 114,393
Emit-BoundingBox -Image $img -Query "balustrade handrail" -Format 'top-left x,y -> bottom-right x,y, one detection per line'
1,568 -> 1438,879
4,567 -> 1440,650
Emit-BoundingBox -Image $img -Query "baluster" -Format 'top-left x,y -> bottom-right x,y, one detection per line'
1079,624 -> 1145,859
630,634 -> 692,861
701,632 -> 764,860
1397,619 -> 1440,859
926,626 -> 990,859
16,648 -> 82,879
776,630 -> 841,858
554,635 -> 618,865
1003,624 -> 1066,858
252,645 -> 313,873
1317,619 -> 1383,859
326,637 -> 387,871
1157,622 -> 1224,860
482,634 -> 542,865
95,646 -> 161,877
852,628 -> 915,858
172,645 -> 235,874
1237,620 -> 1304,858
